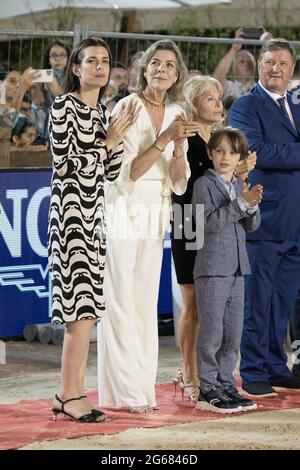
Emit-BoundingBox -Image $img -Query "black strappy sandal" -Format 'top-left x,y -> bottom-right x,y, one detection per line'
79,395 -> 105,415
52,394 -> 107,423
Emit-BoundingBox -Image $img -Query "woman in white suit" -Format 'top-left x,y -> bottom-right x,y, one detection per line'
98,40 -> 200,412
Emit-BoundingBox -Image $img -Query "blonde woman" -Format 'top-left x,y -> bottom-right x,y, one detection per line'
171,76 -> 223,401
171,75 -> 256,401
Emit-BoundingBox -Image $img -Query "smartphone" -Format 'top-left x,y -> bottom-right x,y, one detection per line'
32,69 -> 53,83
242,27 -> 264,39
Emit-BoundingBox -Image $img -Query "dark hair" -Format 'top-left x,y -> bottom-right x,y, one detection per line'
0,67 -> 18,81
64,37 -> 112,100
222,95 -> 236,111
43,40 -> 71,68
11,117 -> 28,136
22,93 -> 32,104
207,127 -> 249,161
258,38 -> 296,64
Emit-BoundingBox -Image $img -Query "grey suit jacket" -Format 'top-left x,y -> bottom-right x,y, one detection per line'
192,169 -> 261,278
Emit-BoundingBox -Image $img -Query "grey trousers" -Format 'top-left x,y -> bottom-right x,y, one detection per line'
195,275 -> 244,392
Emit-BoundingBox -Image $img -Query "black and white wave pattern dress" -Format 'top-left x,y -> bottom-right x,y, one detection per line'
48,94 -> 123,324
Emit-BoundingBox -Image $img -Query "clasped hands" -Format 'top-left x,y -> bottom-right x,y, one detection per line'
167,113 -> 200,143
235,151 -> 263,206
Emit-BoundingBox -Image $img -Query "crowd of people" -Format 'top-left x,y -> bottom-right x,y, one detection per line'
1,28 -> 300,421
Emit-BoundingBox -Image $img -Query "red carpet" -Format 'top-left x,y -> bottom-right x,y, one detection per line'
1,383 -> 300,450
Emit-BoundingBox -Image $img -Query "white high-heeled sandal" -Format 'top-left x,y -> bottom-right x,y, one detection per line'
173,369 -> 199,402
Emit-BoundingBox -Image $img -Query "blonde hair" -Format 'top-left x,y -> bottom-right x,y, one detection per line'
183,75 -> 223,120
134,40 -> 187,103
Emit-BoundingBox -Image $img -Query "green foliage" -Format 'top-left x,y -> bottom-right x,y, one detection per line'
168,16 -> 300,74
0,36 -> 73,73
169,15 -> 205,38
169,17 -> 235,75
49,0 -> 77,31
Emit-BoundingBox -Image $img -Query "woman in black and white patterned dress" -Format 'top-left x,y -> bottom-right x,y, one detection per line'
48,37 -> 138,423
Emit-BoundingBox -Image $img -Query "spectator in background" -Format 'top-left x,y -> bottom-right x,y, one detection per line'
3,70 -> 24,114
30,83 -> 49,142
10,119 -> 47,151
214,27 -> 256,100
1,68 -> 39,111
128,51 -> 144,91
20,94 -> 33,120
100,79 -> 118,106
43,40 -> 70,107
289,57 -> 300,90
11,121 -> 36,147
0,68 -> 38,130
260,30 -> 274,42
106,61 -> 129,111
187,69 -> 202,79
110,61 -> 129,94
222,95 -> 236,126
106,55 -> 145,112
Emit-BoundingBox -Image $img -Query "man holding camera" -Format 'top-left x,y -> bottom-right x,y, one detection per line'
214,26 -> 273,101
214,27 -> 257,100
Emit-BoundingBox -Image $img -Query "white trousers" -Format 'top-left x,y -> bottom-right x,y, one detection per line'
98,181 -> 167,408
98,236 -> 164,408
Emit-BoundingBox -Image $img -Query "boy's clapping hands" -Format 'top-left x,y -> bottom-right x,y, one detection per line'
242,182 -> 263,207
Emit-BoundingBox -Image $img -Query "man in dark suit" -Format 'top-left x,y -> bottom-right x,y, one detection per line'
229,39 -> 300,397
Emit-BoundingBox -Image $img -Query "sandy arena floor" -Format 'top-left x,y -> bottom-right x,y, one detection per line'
0,336 -> 299,450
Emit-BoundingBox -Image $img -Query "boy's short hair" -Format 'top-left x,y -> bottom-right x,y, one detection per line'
207,127 -> 249,161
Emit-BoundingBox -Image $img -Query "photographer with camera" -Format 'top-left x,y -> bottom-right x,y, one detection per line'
42,40 -> 70,108
214,27 -> 258,100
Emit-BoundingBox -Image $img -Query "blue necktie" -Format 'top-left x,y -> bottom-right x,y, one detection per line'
277,97 -> 291,122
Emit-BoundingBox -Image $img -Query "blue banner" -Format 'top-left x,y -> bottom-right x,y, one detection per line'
0,170 -> 172,337
0,170 -> 51,336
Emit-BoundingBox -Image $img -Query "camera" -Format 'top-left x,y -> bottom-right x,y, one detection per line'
242,27 -> 264,39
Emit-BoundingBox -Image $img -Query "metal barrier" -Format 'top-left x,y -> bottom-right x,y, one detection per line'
1,25 -> 300,77
0,28 -> 75,72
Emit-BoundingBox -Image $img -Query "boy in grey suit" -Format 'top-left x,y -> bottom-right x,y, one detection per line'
192,128 -> 262,413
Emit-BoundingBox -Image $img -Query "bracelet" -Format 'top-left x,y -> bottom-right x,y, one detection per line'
172,151 -> 184,160
153,141 -> 165,153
